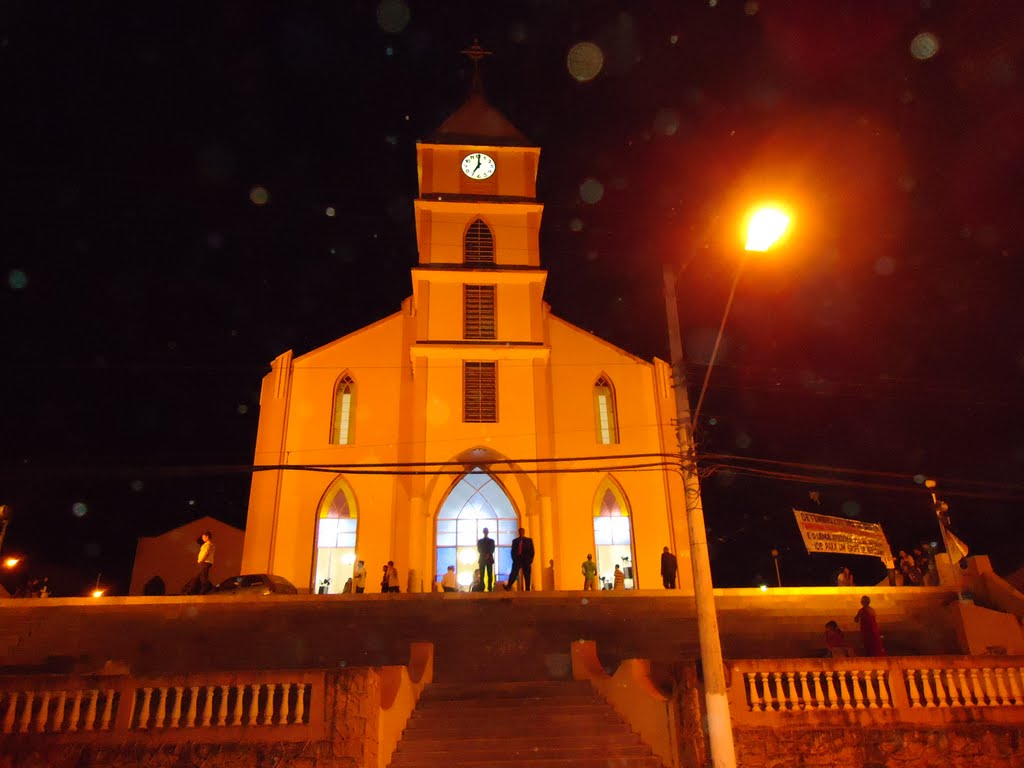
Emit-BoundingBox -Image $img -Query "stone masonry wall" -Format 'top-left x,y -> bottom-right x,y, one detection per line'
736,725 -> 1024,768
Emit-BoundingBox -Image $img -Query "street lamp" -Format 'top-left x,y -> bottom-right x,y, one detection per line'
662,204 -> 790,768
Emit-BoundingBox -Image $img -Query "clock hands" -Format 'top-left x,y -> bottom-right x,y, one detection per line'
473,155 -> 481,172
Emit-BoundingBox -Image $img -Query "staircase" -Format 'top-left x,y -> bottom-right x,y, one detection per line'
388,680 -> 666,768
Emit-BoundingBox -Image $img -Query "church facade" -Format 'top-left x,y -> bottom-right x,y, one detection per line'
240,86 -> 694,594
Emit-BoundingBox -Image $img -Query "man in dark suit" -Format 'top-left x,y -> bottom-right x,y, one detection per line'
477,527 -> 496,592
505,527 -> 535,591
660,546 -> 678,589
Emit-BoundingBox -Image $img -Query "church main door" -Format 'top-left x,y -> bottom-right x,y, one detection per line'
435,467 -> 518,589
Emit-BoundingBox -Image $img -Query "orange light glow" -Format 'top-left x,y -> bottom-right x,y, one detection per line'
3,556 -> 20,569
745,205 -> 791,252
91,589 -> 106,598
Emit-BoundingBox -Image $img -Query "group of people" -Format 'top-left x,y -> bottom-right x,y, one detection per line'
10,576 -> 51,598
824,595 -> 886,658
338,536 -> 683,594
837,544 -> 939,589
474,526 -> 535,592
895,547 -> 937,586
579,545 -> 679,590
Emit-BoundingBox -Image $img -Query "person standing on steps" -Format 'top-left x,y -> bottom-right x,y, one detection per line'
477,527 -> 496,592
386,561 -> 401,593
505,527 -> 535,591
660,546 -> 678,589
613,564 -> 626,590
194,530 -> 215,594
352,560 -> 367,594
581,554 -> 599,590
854,595 -> 886,657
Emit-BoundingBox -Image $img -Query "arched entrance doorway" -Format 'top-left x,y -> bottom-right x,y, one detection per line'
313,477 -> 358,594
435,467 -> 518,589
593,478 -> 636,589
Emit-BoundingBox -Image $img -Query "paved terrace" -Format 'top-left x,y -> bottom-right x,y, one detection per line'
0,587 -> 961,682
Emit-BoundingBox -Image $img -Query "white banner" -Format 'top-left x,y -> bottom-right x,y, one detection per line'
792,509 -> 891,558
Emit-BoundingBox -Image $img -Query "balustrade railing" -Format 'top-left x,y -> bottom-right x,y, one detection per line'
904,666 -> 1024,708
732,657 -> 1024,721
0,672 -> 316,737
129,681 -> 310,730
744,668 -> 893,712
1,688 -> 118,734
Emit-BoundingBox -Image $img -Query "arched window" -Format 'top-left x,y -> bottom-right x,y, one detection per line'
592,478 -> 635,589
332,374 -> 355,445
464,218 -> 495,264
435,467 -> 518,588
593,376 -> 619,445
313,477 -> 358,594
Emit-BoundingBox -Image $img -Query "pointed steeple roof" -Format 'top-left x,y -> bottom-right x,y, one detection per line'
429,40 -> 532,147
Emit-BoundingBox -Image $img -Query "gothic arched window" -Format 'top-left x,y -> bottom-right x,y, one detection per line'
332,374 -> 355,445
593,376 -> 619,445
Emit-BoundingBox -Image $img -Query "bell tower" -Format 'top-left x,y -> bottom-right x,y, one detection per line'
410,41 -> 547,378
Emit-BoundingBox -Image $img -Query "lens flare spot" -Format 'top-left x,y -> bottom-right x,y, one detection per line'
249,186 -> 270,206
913,474 -> 926,485
910,32 -> 939,61
237,403 -> 249,415
130,480 -> 145,492
376,0 -> 411,34
744,1 -> 759,15
568,217 -> 584,232
7,269 -> 28,290
72,502 -> 88,518
653,108 -> 680,136
873,256 -> 896,276
567,42 -> 604,82
579,178 -> 604,204
670,34 -> 679,44
841,500 -> 862,518
735,432 -> 752,449
326,206 -> 336,217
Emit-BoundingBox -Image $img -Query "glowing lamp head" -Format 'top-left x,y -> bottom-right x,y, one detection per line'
759,584 -> 768,592
3,557 -> 20,569
91,589 -> 106,598
745,206 -> 791,252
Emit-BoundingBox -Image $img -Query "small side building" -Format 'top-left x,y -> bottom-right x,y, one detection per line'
129,516 -> 244,595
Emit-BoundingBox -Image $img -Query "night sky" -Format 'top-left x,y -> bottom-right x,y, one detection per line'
2,1 -> 1022,596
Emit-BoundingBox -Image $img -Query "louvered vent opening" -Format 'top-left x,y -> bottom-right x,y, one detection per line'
464,219 -> 495,264
464,362 -> 497,423
464,285 -> 496,339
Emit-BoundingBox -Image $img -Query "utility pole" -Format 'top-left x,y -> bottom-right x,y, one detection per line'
663,264 -> 737,768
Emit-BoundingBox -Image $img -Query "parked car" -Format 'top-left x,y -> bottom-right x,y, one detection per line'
212,574 -> 298,596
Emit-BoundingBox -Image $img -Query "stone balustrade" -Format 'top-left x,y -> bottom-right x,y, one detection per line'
0,669 -> 323,741
730,656 -> 1024,725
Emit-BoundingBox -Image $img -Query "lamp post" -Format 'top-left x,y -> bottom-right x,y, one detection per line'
662,205 -> 790,768
924,479 -> 964,600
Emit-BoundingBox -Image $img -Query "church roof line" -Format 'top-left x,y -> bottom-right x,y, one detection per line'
429,91 -> 533,147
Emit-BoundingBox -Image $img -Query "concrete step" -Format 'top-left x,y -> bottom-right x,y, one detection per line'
395,743 -> 652,759
402,719 -> 632,739
420,681 -> 593,700
389,757 -> 663,768
395,733 -> 643,752
409,701 -> 613,718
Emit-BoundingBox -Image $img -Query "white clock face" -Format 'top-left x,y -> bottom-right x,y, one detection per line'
461,152 -> 496,180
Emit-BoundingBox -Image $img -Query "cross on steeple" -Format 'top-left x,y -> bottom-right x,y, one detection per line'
460,37 -> 492,93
